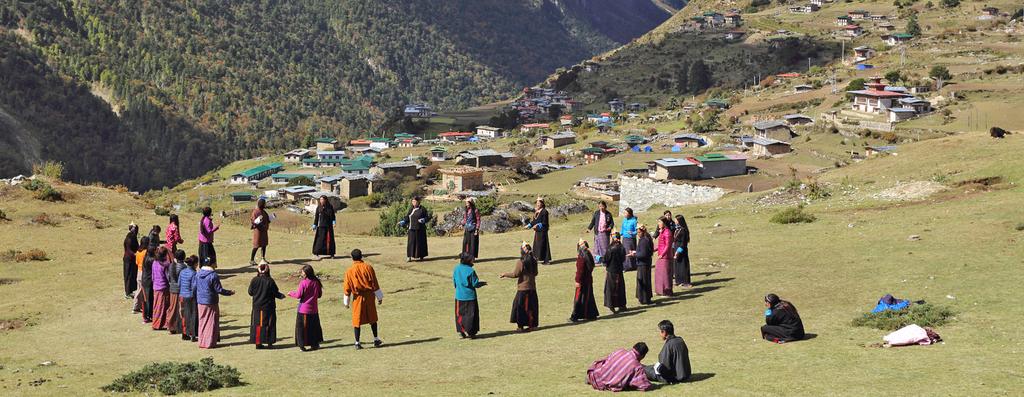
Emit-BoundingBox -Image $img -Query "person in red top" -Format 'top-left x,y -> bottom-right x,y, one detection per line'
587,342 -> 653,392
569,239 -> 599,322
461,198 -> 481,259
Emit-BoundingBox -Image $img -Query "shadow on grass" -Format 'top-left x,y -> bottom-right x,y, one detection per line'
545,257 -> 576,265
219,337 -> 293,348
473,308 -> 647,340
473,256 -> 520,264
691,271 -> 720,277
687,373 -> 716,382
318,336 -> 441,350
690,277 -> 734,286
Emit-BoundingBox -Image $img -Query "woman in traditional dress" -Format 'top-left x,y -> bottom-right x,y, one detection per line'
633,224 -> 654,305
122,224 -> 139,299
461,198 -> 481,259
761,293 -> 805,343
166,249 -> 185,335
164,215 -> 183,253
151,247 -> 171,330
288,265 -> 324,351
177,255 -> 199,342
311,196 -> 336,259
620,208 -> 638,272
147,225 -> 164,248
569,240 -> 599,322
249,263 -> 285,349
528,198 -> 552,264
402,197 -> 429,262
673,215 -> 692,288
602,233 -> 627,313
132,236 -> 149,314
587,201 -> 615,260
654,210 -> 674,237
249,199 -> 271,266
453,252 -> 486,338
195,258 -> 234,349
140,244 -> 156,323
500,243 -> 539,332
654,217 -> 674,297
197,207 -> 220,265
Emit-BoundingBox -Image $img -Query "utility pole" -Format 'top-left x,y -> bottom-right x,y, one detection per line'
841,40 -> 845,64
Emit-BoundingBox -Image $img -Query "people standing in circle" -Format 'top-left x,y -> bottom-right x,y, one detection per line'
122,224 -> 140,299
654,217 -> 675,297
620,208 -> 638,272
569,239 -> 599,322
311,196 -> 337,260
132,236 -> 149,315
248,263 -> 285,349
343,249 -> 384,349
632,224 -> 655,305
288,265 -> 324,351
654,210 -> 674,237
587,201 -> 615,261
673,215 -> 692,288
250,198 -> 271,266
151,247 -> 171,331
761,293 -> 805,343
401,196 -> 429,262
147,225 -> 165,248
500,243 -> 539,332
462,198 -> 481,259
528,198 -> 552,265
452,252 -> 486,339
197,207 -> 220,265
140,243 -> 156,323
602,232 -> 628,314
194,258 -> 235,349
166,249 -> 185,335
177,255 -> 200,342
165,215 -> 184,254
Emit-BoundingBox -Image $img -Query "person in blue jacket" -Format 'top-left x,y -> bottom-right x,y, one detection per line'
193,258 -> 235,349
177,255 -> 200,342
453,252 -> 487,338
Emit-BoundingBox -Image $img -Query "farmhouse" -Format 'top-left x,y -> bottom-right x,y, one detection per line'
887,107 -> 917,122
848,10 -> 870,20
302,158 -> 344,168
315,138 -> 338,152
753,120 -> 796,142
429,146 -> 448,162
704,99 -> 730,109
694,153 -> 748,179
582,147 -> 610,163
560,115 -> 575,126
270,173 -> 312,185
608,99 -> 625,113
789,4 -> 819,13
230,191 -> 255,202
284,149 -> 311,163
836,15 -> 853,26
648,158 -> 700,181
847,78 -> 912,114
369,137 -> 391,150
346,147 -> 382,157
673,134 -> 703,148
883,33 -> 913,46
724,12 -> 742,27
370,161 -> 419,178
475,126 -> 503,139
783,114 -> 815,125
440,167 -> 485,192
278,185 -> 317,202
404,103 -> 432,118
230,162 -> 284,184
349,139 -> 371,147
853,46 -> 876,62
456,149 -> 511,167
898,97 -> 932,113
543,132 -> 577,149
438,131 -> 475,143
520,123 -> 551,133
793,84 -> 815,93
703,11 -> 725,26
876,23 -> 896,32
624,135 -> 648,147
317,150 -> 346,161
843,25 -> 864,37
751,137 -> 792,157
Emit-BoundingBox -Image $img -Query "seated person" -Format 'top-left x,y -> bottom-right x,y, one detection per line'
645,320 -> 691,383
761,293 -> 805,343
587,342 -> 652,392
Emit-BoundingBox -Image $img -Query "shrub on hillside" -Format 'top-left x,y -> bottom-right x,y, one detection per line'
852,304 -> 956,330
287,176 -> 314,187
101,357 -> 242,395
154,207 -> 172,216
0,208 -> 8,221
31,213 -> 59,226
929,65 -> 951,81
374,201 -> 413,237
32,161 -> 65,181
770,206 -> 816,224
1015,222 -> 1024,231
474,195 -> 498,216
1,249 -> 49,262
21,179 -> 63,201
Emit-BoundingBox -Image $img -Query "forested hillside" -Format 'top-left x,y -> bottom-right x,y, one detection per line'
0,0 -> 673,190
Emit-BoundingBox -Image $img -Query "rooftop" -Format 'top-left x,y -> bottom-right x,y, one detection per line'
695,153 -> 746,162
234,163 -> 284,178
652,158 -> 698,167
752,137 -> 791,146
440,166 -> 485,176
847,89 -> 912,98
752,120 -> 789,130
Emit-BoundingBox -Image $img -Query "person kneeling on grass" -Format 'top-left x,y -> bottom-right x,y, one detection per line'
761,293 -> 805,343
343,249 -> 384,349
645,320 -> 691,384
586,342 -> 652,392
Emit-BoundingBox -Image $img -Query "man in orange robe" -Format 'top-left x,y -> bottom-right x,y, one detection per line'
343,249 -> 384,349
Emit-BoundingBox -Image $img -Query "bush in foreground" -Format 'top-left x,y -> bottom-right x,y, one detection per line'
1,249 -> 49,262
770,206 -> 816,224
102,357 -> 242,395
852,304 -> 956,331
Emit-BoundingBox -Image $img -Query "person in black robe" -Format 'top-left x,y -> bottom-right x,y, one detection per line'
761,293 -> 805,343
249,264 -> 285,349
645,320 -> 692,384
311,197 -> 336,259
602,233 -> 627,313
122,224 -> 140,299
632,225 -> 654,305
570,240 -> 599,322
672,215 -> 692,288
461,198 -> 480,259
140,245 -> 156,323
528,198 -> 552,264
402,197 -> 429,261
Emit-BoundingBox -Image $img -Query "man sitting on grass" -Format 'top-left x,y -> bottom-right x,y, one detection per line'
645,320 -> 691,384
586,342 -> 652,392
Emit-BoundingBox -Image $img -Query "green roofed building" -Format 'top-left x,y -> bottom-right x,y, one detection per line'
315,137 -> 338,151
693,153 -> 747,178
230,163 -> 284,184
270,173 -> 313,185
230,191 -> 256,202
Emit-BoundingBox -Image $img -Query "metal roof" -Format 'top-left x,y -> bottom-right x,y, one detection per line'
752,120 -> 789,130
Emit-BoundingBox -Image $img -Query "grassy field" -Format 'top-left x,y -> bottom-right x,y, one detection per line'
1,131 -> 1022,396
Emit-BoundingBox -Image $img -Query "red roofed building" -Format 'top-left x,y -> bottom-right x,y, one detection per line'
349,139 -> 371,147
776,72 -> 801,79
847,78 -> 912,114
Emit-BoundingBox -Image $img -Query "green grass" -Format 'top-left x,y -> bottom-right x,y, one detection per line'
852,304 -> 957,331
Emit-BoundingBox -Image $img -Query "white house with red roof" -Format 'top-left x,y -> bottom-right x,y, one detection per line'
847,78 -> 913,114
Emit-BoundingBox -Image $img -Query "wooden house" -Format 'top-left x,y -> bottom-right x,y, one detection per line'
751,138 -> 792,157
753,120 -> 796,142
314,138 -> 338,152
648,158 -> 700,181
440,167 -> 485,192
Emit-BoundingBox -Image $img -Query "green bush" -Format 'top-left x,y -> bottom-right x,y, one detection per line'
287,176 -> 314,187
101,357 -> 242,395
32,161 -> 65,180
0,208 -> 8,221
852,304 -> 956,330
21,179 -> 48,192
34,186 -> 64,202
770,206 -> 816,224
374,201 -> 413,237
475,195 -> 498,216
154,207 -> 171,216
1015,222 -> 1024,231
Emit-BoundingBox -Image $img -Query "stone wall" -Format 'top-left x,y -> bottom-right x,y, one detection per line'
618,176 -> 727,215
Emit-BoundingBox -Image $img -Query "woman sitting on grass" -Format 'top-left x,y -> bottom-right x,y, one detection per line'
761,293 -> 805,343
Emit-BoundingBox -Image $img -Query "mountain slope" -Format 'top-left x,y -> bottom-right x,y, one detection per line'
0,0 -> 673,189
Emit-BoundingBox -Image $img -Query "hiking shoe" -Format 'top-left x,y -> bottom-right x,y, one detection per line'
354,342 -> 363,350
373,340 -> 383,348
249,260 -> 257,266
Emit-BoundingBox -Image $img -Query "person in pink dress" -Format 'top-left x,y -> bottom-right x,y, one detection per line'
289,265 -> 324,351
654,217 -> 674,297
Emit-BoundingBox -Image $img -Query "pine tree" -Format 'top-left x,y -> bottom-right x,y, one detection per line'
676,61 -> 690,94
906,15 -> 922,36
688,60 -> 712,93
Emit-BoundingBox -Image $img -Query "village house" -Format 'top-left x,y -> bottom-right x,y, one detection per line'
302,158 -> 344,168
627,102 -> 647,112
899,97 -> 932,113
436,131 -> 473,143
475,125 -> 503,139
724,12 -> 743,28
369,137 -> 391,150
341,161 -> 371,175
317,150 -> 346,161
302,192 -> 343,212
317,174 -> 343,193
876,23 -> 896,32
848,10 -> 870,20
887,107 -> 918,122
370,161 -> 419,178
836,15 -> 853,26
608,99 -> 625,113
695,153 -> 748,179
883,33 -> 913,46
810,0 -> 825,6
315,138 -> 338,152
865,145 -> 897,156
440,167 -> 485,192
270,173 -> 313,185
751,137 -> 793,157
673,133 -> 703,148
346,147 -> 382,158
648,158 -> 700,181
847,78 -> 912,114
853,46 -> 876,62
349,139 -> 371,147
520,123 -> 550,134
278,185 -> 317,202
582,147 -> 610,163
429,146 -> 448,162
843,25 -> 864,37
725,30 -> 745,40
793,84 -> 815,93
753,120 -> 796,142
704,99 -> 730,110
783,114 -> 815,126
908,84 -> 931,94
624,135 -> 648,147
868,14 -> 888,21
703,11 -> 725,27
456,149 -> 511,167
543,131 -> 577,149
789,4 -> 819,13
284,149 -> 311,163
229,163 -> 284,185
404,103 -> 432,118
559,115 -> 575,127
230,191 -> 256,202
397,138 -> 418,148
